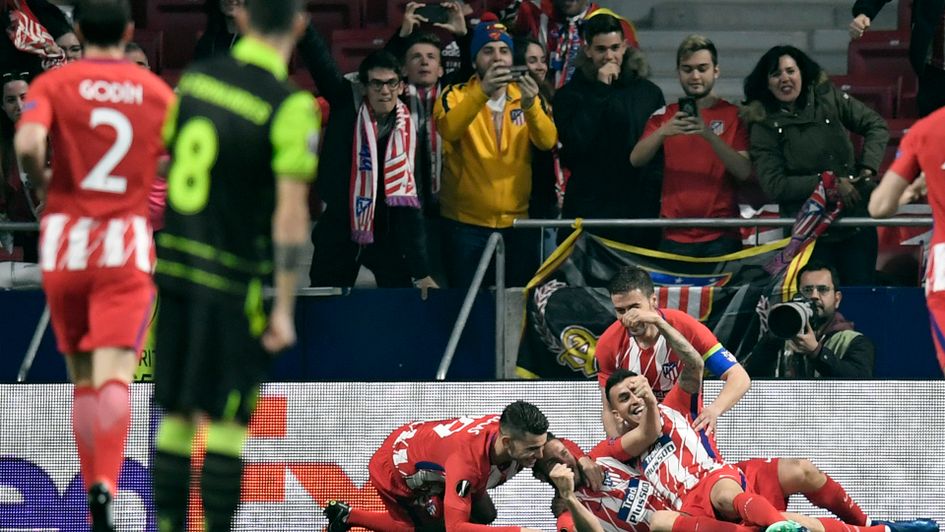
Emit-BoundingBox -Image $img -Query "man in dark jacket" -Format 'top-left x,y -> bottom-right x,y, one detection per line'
299,25 -> 435,292
849,0 -> 945,116
746,260 -> 875,379
553,12 -> 664,246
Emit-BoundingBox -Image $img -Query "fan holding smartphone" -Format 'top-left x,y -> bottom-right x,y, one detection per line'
399,2 -> 469,38
628,35 -> 753,257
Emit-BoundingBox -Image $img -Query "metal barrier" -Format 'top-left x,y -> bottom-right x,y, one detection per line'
512,216 -> 934,229
436,232 -> 505,380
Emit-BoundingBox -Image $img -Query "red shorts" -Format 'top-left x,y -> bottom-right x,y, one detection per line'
926,293 -> 945,375
367,432 -> 443,526
679,465 -> 745,519
736,458 -> 787,511
43,268 -> 155,354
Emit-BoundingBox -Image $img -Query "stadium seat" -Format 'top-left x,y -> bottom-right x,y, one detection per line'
145,0 -> 205,70
307,0 -> 364,33
330,27 -> 392,75
830,74 -> 900,118
132,29 -> 164,74
847,30 -> 913,80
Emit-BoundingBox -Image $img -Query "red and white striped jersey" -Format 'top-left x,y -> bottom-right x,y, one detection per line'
18,58 -> 173,273
591,385 -> 726,510
39,214 -> 154,273
576,457 -> 672,532
595,309 -> 738,400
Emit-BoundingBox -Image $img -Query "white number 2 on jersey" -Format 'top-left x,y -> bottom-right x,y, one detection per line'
80,108 -> 133,193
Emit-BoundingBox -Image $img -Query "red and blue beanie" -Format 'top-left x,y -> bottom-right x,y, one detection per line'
469,12 -> 514,59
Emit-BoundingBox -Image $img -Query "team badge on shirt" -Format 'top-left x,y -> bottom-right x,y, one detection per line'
456,480 -> 472,497
511,108 -> 525,126
710,120 -> 724,135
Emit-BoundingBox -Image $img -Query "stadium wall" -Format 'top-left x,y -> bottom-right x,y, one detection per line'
0,381 -> 943,531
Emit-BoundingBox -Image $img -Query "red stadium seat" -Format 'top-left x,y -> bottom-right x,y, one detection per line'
898,0 -> 912,31
132,29 -> 164,74
145,0 -> 205,70
330,27 -> 391,74
307,0 -> 364,33
847,30 -> 913,81
831,74 -> 901,118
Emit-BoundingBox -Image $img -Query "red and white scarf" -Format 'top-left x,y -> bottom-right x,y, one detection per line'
764,171 -> 843,275
406,84 -> 442,199
541,4 -> 591,88
5,0 -> 65,71
350,100 -> 418,244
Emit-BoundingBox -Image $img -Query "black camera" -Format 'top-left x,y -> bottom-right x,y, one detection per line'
767,295 -> 816,340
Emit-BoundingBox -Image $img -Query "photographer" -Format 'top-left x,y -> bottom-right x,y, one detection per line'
746,260 -> 875,379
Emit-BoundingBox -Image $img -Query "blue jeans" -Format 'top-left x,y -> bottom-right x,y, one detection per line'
441,219 -> 540,288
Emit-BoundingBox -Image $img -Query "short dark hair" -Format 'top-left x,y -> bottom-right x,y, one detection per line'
582,13 -> 624,43
604,368 -> 639,406
74,0 -> 131,47
677,34 -> 717,67
797,259 -> 840,290
358,50 -> 403,84
607,266 -> 654,297
404,32 -> 442,60
500,400 -> 549,439
245,0 -> 303,35
743,45 -> 824,112
513,36 -> 543,66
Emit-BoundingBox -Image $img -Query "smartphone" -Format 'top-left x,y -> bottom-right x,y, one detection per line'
509,65 -> 529,79
415,3 -> 450,24
678,96 -> 699,118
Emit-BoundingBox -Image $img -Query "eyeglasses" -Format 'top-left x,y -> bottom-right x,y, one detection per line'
799,285 -> 833,297
366,78 -> 401,92
1,72 -> 29,83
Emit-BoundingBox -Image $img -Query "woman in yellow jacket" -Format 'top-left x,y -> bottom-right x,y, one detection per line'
434,14 -> 557,287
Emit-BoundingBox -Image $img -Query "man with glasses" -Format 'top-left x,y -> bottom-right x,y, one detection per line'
746,259 -> 875,378
298,23 -> 437,294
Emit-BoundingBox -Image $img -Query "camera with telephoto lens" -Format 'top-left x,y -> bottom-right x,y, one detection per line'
767,295 -> 816,340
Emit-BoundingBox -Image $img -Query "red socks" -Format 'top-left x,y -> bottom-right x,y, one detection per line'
672,515 -> 759,532
818,518 -> 888,532
347,508 -> 415,532
732,492 -> 785,527
72,385 -> 97,490
92,379 -> 131,493
805,476 -> 868,526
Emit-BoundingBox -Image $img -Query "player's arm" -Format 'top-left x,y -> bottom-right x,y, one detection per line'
14,123 -> 49,189
647,314 -> 704,395
263,92 -> 320,353
696,337 -> 750,433
548,464 -> 604,532
703,363 -> 749,422
869,169 -> 913,218
443,455 -> 524,532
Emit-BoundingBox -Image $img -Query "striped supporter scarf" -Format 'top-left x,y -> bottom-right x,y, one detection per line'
405,83 -> 442,198
350,99 -> 418,244
764,171 -> 843,275
5,0 -> 65,70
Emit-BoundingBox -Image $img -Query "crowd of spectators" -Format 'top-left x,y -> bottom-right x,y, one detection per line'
0,0 -> 939,374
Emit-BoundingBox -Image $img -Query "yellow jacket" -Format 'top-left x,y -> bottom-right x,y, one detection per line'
434,76 -> 557,228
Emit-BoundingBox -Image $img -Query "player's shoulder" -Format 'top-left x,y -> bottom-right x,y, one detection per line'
660,307 -> 699,327
598,320 -> 626,343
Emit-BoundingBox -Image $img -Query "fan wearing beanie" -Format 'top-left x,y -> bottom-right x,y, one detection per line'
433,12 -> 558,288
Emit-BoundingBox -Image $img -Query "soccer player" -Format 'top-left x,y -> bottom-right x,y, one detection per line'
13,1 -> 173,529
148,0 -> 319,530
324,401 -> 548,532
595,266 -> 750,438
869,107 -> 945,376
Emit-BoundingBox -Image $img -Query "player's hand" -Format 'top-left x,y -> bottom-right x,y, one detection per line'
400,2 -> 428,37
692,403 -> 722,435
627,374 -> 656,405
414,275 -> 439,301
597,61 -> 620,85
517,73 -> 540,110
549,463 -> 575,497
899,173 -> 927,205
480,62 -> 513,96
837,177 -> 861,209
261,308 -> 297,354
849,14 -> 870,40
788,323 -> 819,355
434,1 -> 468,36
577,456 -> 604,491
620,308 -> 663,331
